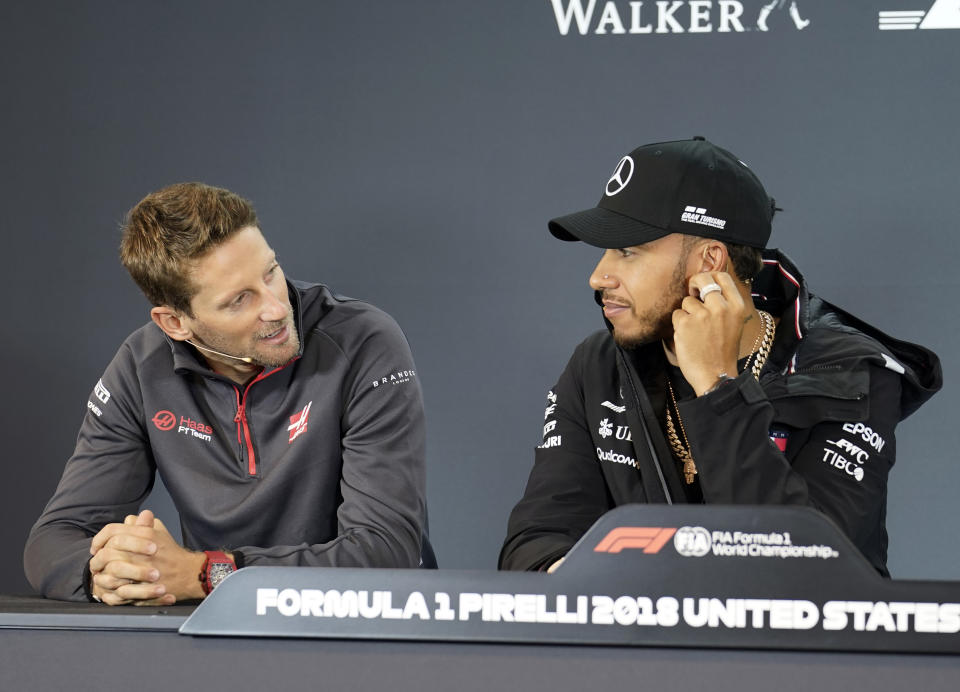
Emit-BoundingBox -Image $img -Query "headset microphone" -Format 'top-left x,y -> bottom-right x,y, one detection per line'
185,340 -> 255,364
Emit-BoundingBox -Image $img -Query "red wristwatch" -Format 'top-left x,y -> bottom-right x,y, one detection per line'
200,550 -> 236,595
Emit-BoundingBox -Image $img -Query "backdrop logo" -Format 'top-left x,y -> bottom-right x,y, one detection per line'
548,0 -> 811,36
152,410 -> 176,431
878,1 -> 960,29
594,527 -> 677,553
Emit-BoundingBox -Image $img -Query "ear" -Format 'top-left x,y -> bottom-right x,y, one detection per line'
694,240 -> 729,274
150,306 -> 193,342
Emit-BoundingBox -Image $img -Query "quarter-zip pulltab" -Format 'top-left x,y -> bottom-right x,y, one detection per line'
233,394 -> 256,476
231,360 -> 299,477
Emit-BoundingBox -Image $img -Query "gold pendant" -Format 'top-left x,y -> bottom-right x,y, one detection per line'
683,454 -> 697,484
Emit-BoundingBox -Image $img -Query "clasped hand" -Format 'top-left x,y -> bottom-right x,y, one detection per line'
89,509 -> 205,606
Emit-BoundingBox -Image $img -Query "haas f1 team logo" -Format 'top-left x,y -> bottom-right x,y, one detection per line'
594,527 -> 678,554
152,410 -> 176,431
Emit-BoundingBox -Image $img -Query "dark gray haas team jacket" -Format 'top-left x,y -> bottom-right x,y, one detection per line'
25,280 -> 428,601
500,250 -> 942,576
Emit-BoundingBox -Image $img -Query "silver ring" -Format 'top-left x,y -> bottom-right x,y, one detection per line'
699,283 -> 722,300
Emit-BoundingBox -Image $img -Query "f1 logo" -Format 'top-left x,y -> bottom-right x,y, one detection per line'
593,527 -> 677,554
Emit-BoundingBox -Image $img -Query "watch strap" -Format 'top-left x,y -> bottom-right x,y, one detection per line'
200,550 -> 236,595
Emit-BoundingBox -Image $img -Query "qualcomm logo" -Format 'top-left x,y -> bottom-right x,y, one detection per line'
549,0 -> 811,36
879,1 -> 960,29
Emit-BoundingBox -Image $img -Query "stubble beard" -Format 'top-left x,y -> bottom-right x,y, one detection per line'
611,258 -> 688,350
192,313 -> 301,369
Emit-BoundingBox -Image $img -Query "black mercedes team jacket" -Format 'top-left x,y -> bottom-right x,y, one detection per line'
500,250 -> 941,576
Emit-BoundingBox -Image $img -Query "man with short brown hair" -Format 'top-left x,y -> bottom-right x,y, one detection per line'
26,182 -> 430,604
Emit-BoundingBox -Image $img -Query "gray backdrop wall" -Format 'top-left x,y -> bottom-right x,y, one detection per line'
2,0 -> 958,594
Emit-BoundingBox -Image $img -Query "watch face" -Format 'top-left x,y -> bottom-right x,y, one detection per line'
208,562 -> 236,590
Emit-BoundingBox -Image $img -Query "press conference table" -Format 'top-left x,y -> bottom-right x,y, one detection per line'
2,595 -> 958,692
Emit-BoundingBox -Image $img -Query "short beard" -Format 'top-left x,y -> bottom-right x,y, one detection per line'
611,254 -> 689,350
191,317 -> 300,369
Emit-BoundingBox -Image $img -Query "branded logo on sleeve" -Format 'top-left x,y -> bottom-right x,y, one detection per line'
594,527 -> 678,554
371,370 -> 417,388
539,390 -> 563,449
288,401 -> 313,443
769,429 -> 789,452
94,379 -> 111,404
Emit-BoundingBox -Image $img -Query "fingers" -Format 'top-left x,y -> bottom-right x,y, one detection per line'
94,578 -> 170,606
132,593 -> 177,607
90,523 -> 157,555
135,509 -> 155,527
687,271 -> 735,297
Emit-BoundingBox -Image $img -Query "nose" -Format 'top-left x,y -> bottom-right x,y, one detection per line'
260,284 -> 289,322
589,252 -> 618,291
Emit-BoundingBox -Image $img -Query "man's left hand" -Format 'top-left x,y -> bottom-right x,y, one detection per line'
90,510 -> 207,604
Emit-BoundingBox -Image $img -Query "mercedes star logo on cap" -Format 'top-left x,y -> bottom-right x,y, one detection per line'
605,156 -> 634,196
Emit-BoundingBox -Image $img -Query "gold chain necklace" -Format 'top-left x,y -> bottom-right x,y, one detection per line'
665,310 -> 774,484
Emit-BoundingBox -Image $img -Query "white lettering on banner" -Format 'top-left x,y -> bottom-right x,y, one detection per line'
674,526 -> 840,560
254,588 -> 960,635
549,1 -> 751,36
822,601 -> 960,634
257,589 -> 431,620
459,593 -> 590,624
682,598 -> 819,629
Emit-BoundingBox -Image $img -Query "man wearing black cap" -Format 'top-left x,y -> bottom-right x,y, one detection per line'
499,137 -> 941,577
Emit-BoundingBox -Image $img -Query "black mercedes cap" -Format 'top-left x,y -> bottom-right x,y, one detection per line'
548,137 -> 774,249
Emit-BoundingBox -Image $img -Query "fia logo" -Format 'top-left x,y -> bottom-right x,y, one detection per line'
879,0 -> 960,29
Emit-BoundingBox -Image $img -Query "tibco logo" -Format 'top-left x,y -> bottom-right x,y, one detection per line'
594,527 -> 678,554
152,410 -> 176,431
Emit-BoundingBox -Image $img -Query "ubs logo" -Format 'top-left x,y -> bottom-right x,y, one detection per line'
152,410 -> 176,431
